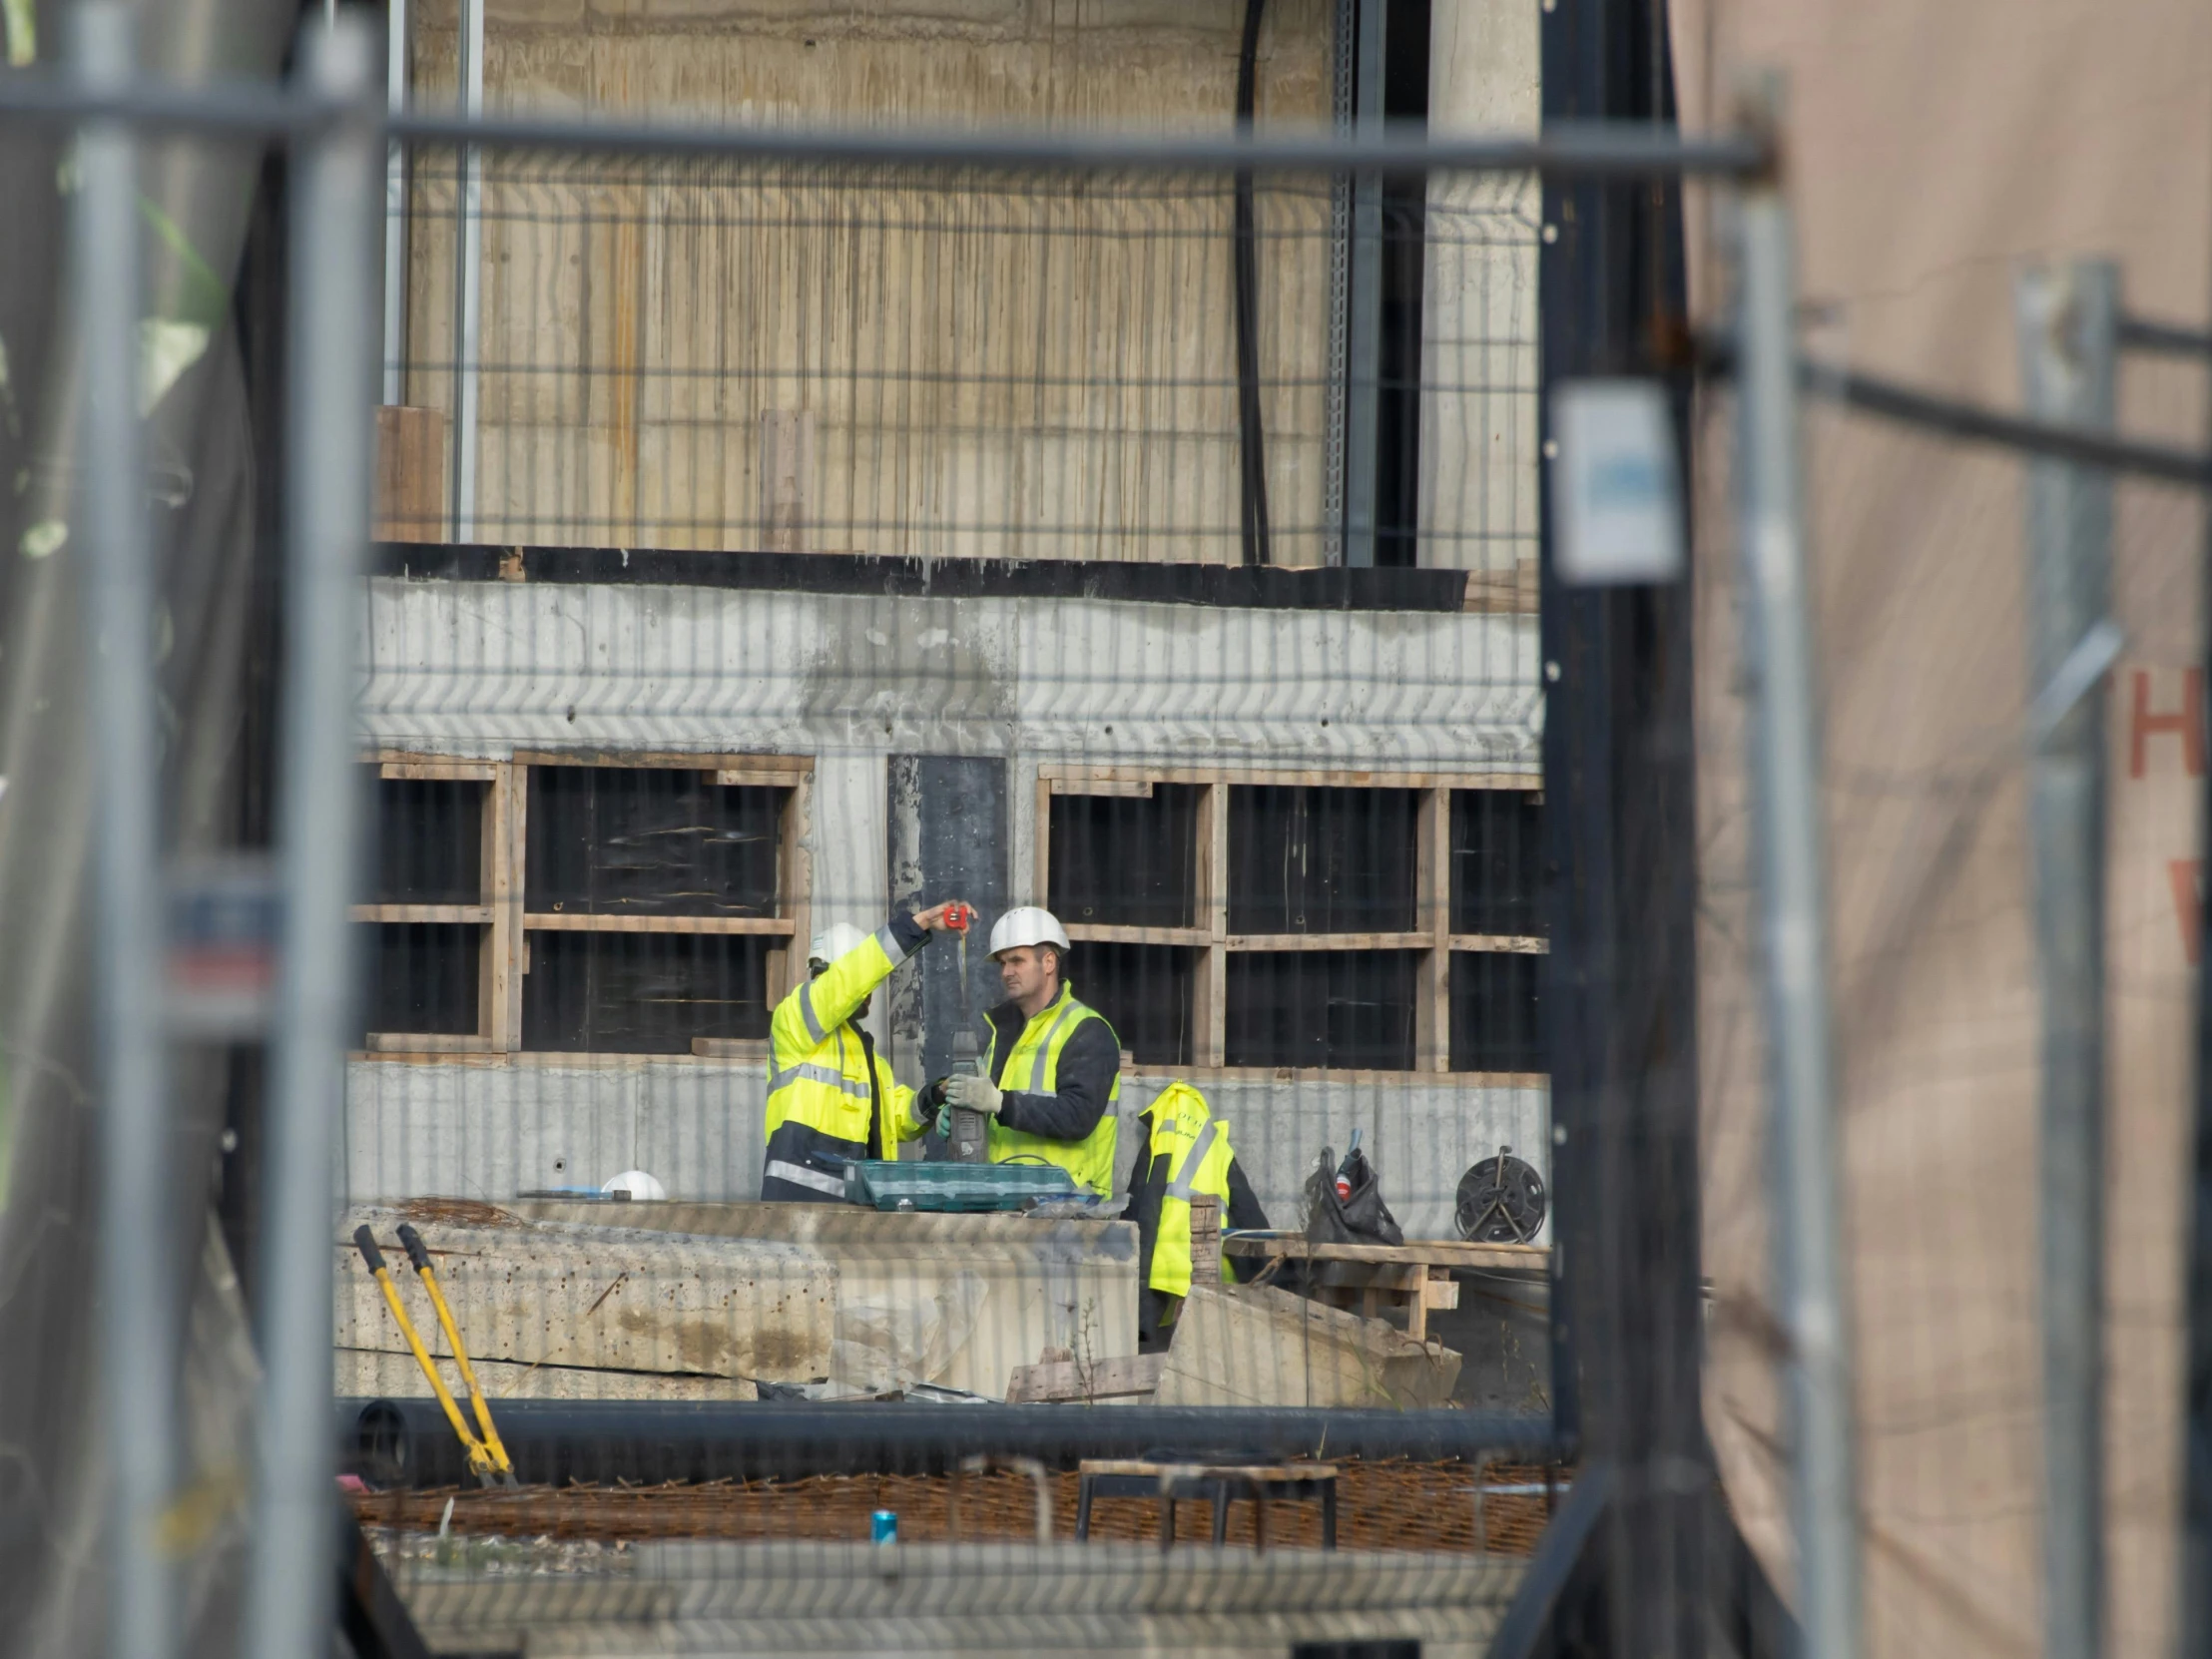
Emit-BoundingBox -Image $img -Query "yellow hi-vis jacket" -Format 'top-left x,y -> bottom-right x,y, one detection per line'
977,981 -> 1121,1197
1137,1082 -> 1240,1297
760,919 -> 929,1202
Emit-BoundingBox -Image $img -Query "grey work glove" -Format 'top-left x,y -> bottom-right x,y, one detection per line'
943,1073 -> 1003,1117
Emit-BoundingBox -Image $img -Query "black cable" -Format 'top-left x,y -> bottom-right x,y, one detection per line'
1233,0 -> 1272,566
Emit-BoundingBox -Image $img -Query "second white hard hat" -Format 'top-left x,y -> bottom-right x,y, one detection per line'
989,905 -> 1071,958
808,921 -> 870,967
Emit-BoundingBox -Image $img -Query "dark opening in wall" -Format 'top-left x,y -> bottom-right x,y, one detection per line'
1227,950 -> 1418,1070
1450,789 -> 1545,935
369,775 -> 484,904
1228,786 -> 1418,933
1072,943 -> 1197,1068
359,922 -> 480,1038
1047,785 -> 1200,928
522,932 -> 773,1054
1375,0 -> 1431,568
526,767 -> 783,916
1450,949 -> 1543,1071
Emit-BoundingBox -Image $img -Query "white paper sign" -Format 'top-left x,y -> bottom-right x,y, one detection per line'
1551,378 -> 1685,585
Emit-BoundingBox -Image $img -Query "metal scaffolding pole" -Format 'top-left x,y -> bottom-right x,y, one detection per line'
1341,0 -> 1383,569
382,0 -> 408,406
73,9 -> 176,1658
1734,87 -> 1863,1659
2015,256 -> 2118,1659
450,0 -> 482,538
243,15 -> 378,1659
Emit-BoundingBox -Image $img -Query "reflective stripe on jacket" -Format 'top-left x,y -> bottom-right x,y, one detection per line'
1139,1081 -> 1239,1297
981,982 -> 1120,1197
761,920 -> 927,1201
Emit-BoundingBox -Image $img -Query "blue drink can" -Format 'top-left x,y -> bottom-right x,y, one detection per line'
871,1509 -> 897,1544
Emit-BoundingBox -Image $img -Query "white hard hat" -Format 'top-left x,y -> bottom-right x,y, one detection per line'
602,1169 -> 666,1201
808,922 -> 870,967
989,905 -> 1071,958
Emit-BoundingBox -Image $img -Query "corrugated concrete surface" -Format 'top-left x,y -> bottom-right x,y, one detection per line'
344,1055 -> 1546,1242
390,1540 -> 1522,1659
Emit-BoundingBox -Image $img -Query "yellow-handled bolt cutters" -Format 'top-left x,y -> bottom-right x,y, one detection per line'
352,1225 -> 517,1488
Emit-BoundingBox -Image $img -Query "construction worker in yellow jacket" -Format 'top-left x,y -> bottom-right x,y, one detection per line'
760,902 -> 966,1203
931,907 -> 1122,1198
1127,1081 -> 1270,1352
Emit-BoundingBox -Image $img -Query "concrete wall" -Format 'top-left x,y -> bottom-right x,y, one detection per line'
351,574 -> 1548,1239
390,0 -> 1540,572
344,1053 -> 1544,1240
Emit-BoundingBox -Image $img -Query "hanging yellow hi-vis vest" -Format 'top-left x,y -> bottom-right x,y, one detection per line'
1142,1081 -> 1239,1298
984,984 -> 1120,1197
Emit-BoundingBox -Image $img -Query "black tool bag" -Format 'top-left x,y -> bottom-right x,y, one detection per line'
1304,1144 -> 1404,1248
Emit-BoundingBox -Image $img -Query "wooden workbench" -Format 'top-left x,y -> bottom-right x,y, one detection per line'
1222,1236 -> 1549,1342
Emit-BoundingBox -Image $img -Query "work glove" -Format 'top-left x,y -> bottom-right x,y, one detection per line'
943,1072 -> 1003,1117
915,1079 -> 948,1126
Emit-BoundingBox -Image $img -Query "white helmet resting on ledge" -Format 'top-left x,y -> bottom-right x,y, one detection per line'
808,921 -> 870,970
989,906 -> 1070,958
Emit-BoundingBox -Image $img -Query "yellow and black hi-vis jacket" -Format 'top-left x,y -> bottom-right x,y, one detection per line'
975,981 -> 1122,1197
760,915 -> 931,1203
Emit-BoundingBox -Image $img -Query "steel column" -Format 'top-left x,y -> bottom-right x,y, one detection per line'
2016,257 -> 2118,1659
1734,86 -> 1862,1659
244,17 -> 378,1659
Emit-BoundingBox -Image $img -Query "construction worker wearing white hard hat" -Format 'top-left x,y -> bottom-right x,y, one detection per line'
760,899 -> 969,1203
929,905 -> 1122,1198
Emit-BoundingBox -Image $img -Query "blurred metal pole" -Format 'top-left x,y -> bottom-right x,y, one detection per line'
449,0 -> 482,537
1342,0 -> 1382,569
1734,82 -> 1862,1659
74,9 -> 176,1659
382,0 -> 408,405
244,15 -> 377,1659
2015,257 -> 2117,1659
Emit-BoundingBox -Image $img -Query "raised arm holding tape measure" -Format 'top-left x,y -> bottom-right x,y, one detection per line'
759,899 -> 970,1203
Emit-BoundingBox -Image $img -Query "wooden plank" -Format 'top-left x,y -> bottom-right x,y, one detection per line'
363,1032 -> 496,1053
1003,1353 -> 1166,1404
481,763 -> 511,1048
499,762 -> 526,1051
780,772 -> 812,1003
1035,763 -> 1540,793
714,768 -> 815,789
691,1037 -> 772,1060
373,404 -> 447,542
378,760 -> 498,782
1066,923 -> 1213,947
1225,1236 -> 1547,1270
1076,1456 -> 1337,1481
522,912 -> 796,935
1189,1194 -> 1222,1285
1417,786 -> 1450,1072
1195,782 -> 1228,1068
511,750 -> 813,776
1449,933 -> 1550,954
1123,1063 -> 1550,1088
349,904 -> 491,925
1224,932 -> 1436,952
1046,778 -> 1155,798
